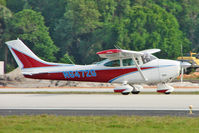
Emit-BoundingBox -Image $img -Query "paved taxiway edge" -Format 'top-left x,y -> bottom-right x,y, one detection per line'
0,109 -> 199,117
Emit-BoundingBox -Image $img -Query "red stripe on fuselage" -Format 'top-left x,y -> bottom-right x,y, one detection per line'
12,48 -> 56,68
24,67 -> 154,82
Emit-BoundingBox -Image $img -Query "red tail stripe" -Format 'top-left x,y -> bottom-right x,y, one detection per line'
12,48 -> 56,68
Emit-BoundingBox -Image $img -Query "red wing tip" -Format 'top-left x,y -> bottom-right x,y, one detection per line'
96,49 -> 121,55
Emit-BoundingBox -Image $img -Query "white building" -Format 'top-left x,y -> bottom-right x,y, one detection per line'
0,61 -> 4,75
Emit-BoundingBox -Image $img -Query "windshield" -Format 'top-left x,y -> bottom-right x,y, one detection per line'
142,54 -> 157,64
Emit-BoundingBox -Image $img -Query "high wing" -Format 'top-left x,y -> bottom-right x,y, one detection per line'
96,49 -> 160,59
97,49 -> 143,59
140,49 -> 161,54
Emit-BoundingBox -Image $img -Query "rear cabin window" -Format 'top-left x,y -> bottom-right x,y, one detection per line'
104,60 -> 120,67
122,58 -> 134,66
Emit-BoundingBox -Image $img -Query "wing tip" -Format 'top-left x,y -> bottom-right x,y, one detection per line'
96,49 -> 121,55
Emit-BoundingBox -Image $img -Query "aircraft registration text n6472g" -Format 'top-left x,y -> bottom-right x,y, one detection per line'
62,70 -> 97,79
6,39 -> 191,95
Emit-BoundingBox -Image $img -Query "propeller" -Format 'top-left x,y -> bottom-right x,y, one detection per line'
180,61 -> 191,82
179,44 -> 191,82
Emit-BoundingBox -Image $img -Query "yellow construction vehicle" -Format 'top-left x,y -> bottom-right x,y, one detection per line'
177,52 -> 199,74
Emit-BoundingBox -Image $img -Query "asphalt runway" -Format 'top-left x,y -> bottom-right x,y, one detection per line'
0,94 -> 199,116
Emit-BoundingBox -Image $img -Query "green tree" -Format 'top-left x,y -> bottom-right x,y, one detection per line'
26,0 -> 67,34
116,4 -> 190,59
0,5 -> 12,44
4,0 -> 196,64
0,4 -> 12,72
96,0 -> 116,22
94,0 -> 130,50
54,0 -> 101,64
114,0 -> 130,18
59,53 -> 75,64
8,9 -> 58,61
179,0 -> 199,51
6,0 -> 26,12
0,0 -> 6,6
143,0 -> 199,52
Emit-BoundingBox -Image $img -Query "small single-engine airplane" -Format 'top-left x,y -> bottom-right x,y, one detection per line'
6,39 -> 190,95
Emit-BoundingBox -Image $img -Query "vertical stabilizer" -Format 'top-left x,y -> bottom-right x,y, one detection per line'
6,39 -> 56,69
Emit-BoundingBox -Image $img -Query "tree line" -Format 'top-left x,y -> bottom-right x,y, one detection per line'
0,0 -> 199,72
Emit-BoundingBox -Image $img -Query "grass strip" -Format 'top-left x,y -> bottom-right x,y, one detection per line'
0,115 -> 199,133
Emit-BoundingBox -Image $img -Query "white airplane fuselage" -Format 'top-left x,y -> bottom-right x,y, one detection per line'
22,58 -> 181,84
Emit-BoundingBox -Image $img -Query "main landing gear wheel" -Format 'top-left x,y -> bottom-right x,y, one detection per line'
122,92 -> 130,95
130,85 -> 142,94
131,91 -> 140,94
157,83 -> 174,94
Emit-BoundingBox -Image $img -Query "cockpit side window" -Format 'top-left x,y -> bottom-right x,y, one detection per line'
104,60 -> 120,67
122,58 -> 134,66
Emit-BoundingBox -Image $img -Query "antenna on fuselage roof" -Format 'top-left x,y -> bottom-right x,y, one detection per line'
114,45 -> 122,49
66,56 -> 75,64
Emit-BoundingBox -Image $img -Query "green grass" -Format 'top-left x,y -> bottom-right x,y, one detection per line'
0,115 -> 199,133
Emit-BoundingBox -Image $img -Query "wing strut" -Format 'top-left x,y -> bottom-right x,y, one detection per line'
132,56 -> 148,81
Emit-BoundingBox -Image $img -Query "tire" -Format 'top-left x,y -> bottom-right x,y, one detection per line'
132,91 -> 140,94
165,92 -> 170,94
122,92 -> 130,95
